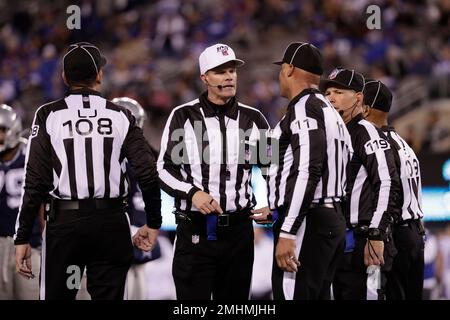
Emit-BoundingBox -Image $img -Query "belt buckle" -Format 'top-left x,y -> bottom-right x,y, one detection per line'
217,214 -> 230,227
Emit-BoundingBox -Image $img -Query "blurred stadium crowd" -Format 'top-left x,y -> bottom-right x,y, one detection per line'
1,0 -> 450,300
0,0 -> 449,151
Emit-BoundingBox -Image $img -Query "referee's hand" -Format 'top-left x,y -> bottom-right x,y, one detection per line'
275,236 -> 300,273
15,244 -> 35,279
192,191 -> 223,215
132,225 -> 159,252
364,239 -> 385,266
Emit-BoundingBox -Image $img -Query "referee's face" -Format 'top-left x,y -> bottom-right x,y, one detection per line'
203,62 -> 237,103
278,63 -> 291,99
325,87 -> 361,123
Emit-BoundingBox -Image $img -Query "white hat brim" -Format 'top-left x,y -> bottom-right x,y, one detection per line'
203,58 -> 245,74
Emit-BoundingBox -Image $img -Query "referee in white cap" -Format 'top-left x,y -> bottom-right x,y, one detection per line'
158,43 -> 272,300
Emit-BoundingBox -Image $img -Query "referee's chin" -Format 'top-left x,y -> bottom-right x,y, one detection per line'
217,87 -> 236,99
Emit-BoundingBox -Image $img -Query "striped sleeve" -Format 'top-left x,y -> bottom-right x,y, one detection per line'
121,110 -> 162,229
358,122 -> 400,231
157,107 -> 201,200
14,105 -> 53,245
281,98 -> 326,235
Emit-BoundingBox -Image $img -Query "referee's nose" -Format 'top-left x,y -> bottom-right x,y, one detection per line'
325,91 -> 336,105
225,69 -> 236,80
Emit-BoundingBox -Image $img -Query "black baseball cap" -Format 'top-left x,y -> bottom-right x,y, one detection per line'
274,42 -> 323,75
319,68 -> 365,93
363,79 -> 393,112
63,42 -> 107,82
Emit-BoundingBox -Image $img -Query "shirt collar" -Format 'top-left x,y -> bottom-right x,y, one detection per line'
200,91 -> 239,120
65,87 -> 102,97
346,112 -> 364,129
287,88 -> 321,109
381,125 -> 395,132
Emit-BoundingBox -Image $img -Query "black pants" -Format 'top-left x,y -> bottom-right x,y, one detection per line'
172,215 -> 254,300
333,230 -> 397,300
42,207 -> 133,300
272,205 -> 346,300
386,220 -> 425,300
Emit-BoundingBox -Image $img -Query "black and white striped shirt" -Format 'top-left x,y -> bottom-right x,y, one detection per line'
345,114 -> 400,232
15,88 -> 161,244
382,126 -> 423,221
267,88 -> 353,235
157,92 -> 269,212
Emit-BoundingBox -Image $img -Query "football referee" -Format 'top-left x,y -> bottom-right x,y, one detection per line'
269,43 -> 353,300
364,80 -> 425,300
14,42 -> 161,300
321,68 -> 401,300
158,43 -> 271,300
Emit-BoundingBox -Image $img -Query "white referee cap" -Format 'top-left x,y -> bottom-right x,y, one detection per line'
199,43 -> 244,75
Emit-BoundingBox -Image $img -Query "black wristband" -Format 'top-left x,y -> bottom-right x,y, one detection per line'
187,186 -> 202,201
368,228 -> 383,241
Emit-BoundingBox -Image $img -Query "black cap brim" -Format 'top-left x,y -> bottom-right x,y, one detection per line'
319,79 -> 348,92
99,56 -> 107,67
273,61 -> 283,65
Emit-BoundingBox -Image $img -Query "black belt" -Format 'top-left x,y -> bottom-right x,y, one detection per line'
46,198 -> 128,224
46,198 -> 127,224
278,201 -> 341,212
52,198 -> 127,211
397,219 -> 425,234
175,209 -> 252,228
310,202 -> 338,209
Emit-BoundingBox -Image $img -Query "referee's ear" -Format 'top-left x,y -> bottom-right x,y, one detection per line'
286,64 -> 295,77
200,73 -> 207,86
355,91 -> 364,107
96,69 -> 103,85
363,104 -> 370,118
